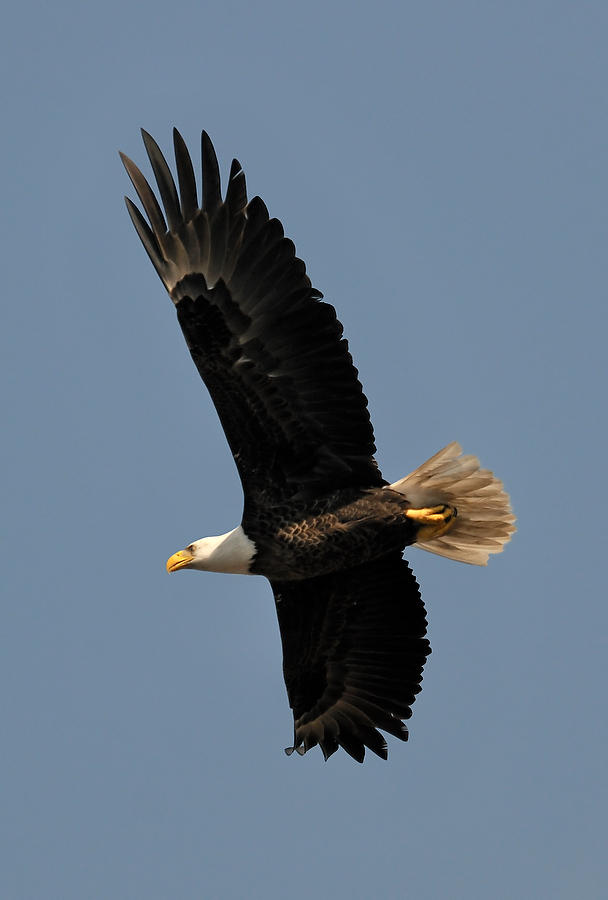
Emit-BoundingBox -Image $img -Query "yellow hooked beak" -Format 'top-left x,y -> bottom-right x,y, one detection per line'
166,548 -> 195,573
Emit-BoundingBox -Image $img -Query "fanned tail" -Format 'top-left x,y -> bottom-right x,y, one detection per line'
390,442 -> 515,566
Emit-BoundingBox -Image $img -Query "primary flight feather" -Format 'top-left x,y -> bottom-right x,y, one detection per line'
121,129 -> 515,762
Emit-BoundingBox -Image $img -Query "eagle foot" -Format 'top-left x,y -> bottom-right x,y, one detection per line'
405,504 -> 457,540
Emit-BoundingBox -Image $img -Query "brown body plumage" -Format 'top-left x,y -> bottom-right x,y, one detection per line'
247,487 -> 418,580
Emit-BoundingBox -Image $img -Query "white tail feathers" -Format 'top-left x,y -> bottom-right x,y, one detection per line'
389,442 -> 516,566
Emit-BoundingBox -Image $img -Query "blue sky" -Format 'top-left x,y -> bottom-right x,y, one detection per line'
2,1 -> 607,897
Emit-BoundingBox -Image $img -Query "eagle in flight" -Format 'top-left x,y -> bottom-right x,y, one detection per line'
121,129 -> 514,762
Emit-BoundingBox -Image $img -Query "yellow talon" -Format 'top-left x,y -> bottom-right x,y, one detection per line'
405,504 -> 457,540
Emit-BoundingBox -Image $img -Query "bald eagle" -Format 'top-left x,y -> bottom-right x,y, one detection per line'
121,130 -> 515,762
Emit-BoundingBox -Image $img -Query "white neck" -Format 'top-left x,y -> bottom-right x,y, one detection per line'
190,526 -> 256,574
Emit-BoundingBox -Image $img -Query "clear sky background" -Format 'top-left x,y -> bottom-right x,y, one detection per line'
2,2 -> 606,898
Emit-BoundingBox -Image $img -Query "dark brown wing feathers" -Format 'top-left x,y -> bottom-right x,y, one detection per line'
121,129 -> 383,501
272,553 -> 431,762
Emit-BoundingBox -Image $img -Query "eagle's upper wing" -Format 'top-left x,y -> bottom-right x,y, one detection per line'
271,553 -> 431,762
121,130 -> 384,504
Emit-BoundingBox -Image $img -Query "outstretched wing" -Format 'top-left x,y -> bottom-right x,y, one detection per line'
121,129 -> 384,504
272,553 -> 431,762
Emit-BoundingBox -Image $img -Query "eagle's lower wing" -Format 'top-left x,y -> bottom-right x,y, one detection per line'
121,130 -> 384,503
271,553 -> 431,762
